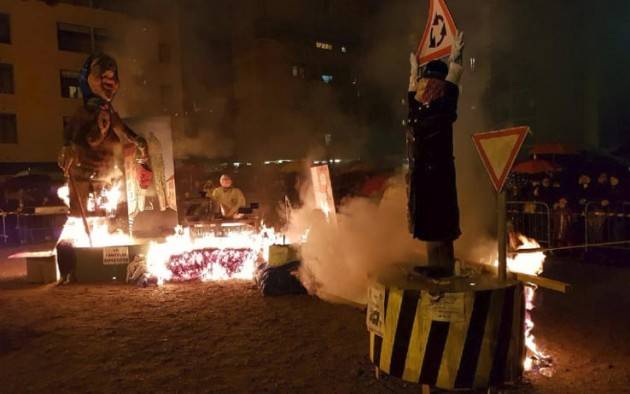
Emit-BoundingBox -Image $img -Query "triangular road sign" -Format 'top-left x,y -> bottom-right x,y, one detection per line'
472,126 -> 530,192
416,0 -> 458,66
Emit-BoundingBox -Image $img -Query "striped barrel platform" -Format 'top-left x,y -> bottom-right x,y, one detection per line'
367,275 -> 525,390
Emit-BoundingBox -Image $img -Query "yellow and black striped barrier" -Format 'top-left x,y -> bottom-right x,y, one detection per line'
367,275 -> 525,390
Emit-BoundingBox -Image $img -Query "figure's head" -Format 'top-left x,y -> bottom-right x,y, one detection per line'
542,177 -> 551,187
597,172 -> 608,184
219,174 -> 233,188
80,53 -> 119,104
558,197 -> 568,208
578,175 -> 591,186
422,60 -> 448,80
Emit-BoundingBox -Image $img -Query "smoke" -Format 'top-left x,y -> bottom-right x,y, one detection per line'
286,1 -> 514,304
287,174 -> 424,304
172,126 -> 235,159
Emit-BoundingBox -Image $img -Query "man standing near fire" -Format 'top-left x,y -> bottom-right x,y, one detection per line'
212,174 -> 246,219
407,31 -> 464,277
58,53 -> 151,221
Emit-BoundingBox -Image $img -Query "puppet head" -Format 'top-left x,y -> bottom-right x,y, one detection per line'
422,60 -> 448,80
79,53 -> 119,106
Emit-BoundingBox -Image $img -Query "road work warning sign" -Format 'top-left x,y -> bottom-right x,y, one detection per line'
416,0 -> 458,66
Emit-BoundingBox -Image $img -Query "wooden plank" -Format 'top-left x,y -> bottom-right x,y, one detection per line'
514,272 -> 569,293
459,260 -> 569,294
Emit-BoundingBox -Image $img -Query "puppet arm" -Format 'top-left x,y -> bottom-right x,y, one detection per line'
446,31 -> 464,85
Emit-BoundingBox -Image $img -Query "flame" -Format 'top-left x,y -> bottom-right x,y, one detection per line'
101,182 -> 122,214
58,216 -> 133,248
57,184 -> 70,206
146,224 -> 280,284
508,234 -> 545,276
495,233 -> 551,373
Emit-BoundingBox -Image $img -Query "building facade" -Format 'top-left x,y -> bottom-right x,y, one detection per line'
0,0 -> 183,163
179,0 -> 379,162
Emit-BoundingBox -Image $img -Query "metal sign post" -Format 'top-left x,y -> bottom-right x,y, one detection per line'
472,126 -> 530,281
497,190 -> 507,281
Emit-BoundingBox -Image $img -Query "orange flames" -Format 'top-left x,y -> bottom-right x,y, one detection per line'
146,225 -> 279,284
495,233 -> 550,373
87,182 -> 123,215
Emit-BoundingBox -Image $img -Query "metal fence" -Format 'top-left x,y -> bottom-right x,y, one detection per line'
584,201 -> 630,251
508,200 -> 630,251
507,201 -> 552,247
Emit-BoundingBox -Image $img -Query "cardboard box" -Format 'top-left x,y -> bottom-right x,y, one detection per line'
267,244 -> 300,267
26,253 -> 58,284
9,251 -> 58,284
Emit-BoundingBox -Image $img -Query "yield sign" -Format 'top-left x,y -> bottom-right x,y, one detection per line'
472,126 -> 530,192
416,0 -> 458,66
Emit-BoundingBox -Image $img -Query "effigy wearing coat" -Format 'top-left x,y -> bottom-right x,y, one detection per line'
407,77 -> 461,241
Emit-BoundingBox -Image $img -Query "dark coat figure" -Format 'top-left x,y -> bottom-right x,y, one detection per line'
407,77 -> 460,241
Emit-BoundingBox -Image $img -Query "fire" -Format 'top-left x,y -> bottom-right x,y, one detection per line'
58,216 -> 133,248
507,234 -> 545,276
56,182 -> 122,216
57,184 -> 70,206
87,182 -> 122,215
496,233 -> 551,373
146,225 -> 279,284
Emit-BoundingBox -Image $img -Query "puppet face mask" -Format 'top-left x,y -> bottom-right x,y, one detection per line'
87,55 -> 119,102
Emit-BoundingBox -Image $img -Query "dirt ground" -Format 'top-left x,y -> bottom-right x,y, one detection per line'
0,245 -> 629,393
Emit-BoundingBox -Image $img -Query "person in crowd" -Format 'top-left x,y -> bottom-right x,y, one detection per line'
533,177 -> 553,204
608,176 -> 624,206
592,172 -> 609,201
202,179 -> 215,198
576,175 -> 592,207
211,174 -> 246,219
552,197 -> 573,247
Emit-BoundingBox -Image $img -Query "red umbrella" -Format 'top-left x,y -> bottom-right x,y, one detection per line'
529,143 -> 578,155
512,159 -> 561,174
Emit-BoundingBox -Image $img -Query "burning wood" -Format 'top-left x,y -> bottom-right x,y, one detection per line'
498,233 -> 553,374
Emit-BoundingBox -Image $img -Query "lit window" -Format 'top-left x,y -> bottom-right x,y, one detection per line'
60,70 -> 81,99
315,41 -> 333,50
0,113 -> 17,144
321,75 -> 333,84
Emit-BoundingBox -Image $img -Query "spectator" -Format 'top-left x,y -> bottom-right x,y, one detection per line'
552,197 -> 573,247
608,176 -> 624,206
577,175 -> 591,207
533,177 -> 553,204
592,172 -> 609,201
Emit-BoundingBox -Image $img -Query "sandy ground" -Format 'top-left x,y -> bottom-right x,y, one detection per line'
0,245 -> 629,393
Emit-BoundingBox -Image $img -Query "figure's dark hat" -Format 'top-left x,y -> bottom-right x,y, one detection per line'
422,60 -> 448,80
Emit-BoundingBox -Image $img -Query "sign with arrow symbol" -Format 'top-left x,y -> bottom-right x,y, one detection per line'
416,0 -> 458,66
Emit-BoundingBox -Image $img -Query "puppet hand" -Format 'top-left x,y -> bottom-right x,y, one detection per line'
449,31 -> 464,64
409,52 -> 418,76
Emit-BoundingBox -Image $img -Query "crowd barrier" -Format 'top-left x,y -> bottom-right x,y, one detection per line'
508,200 -> 630,251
